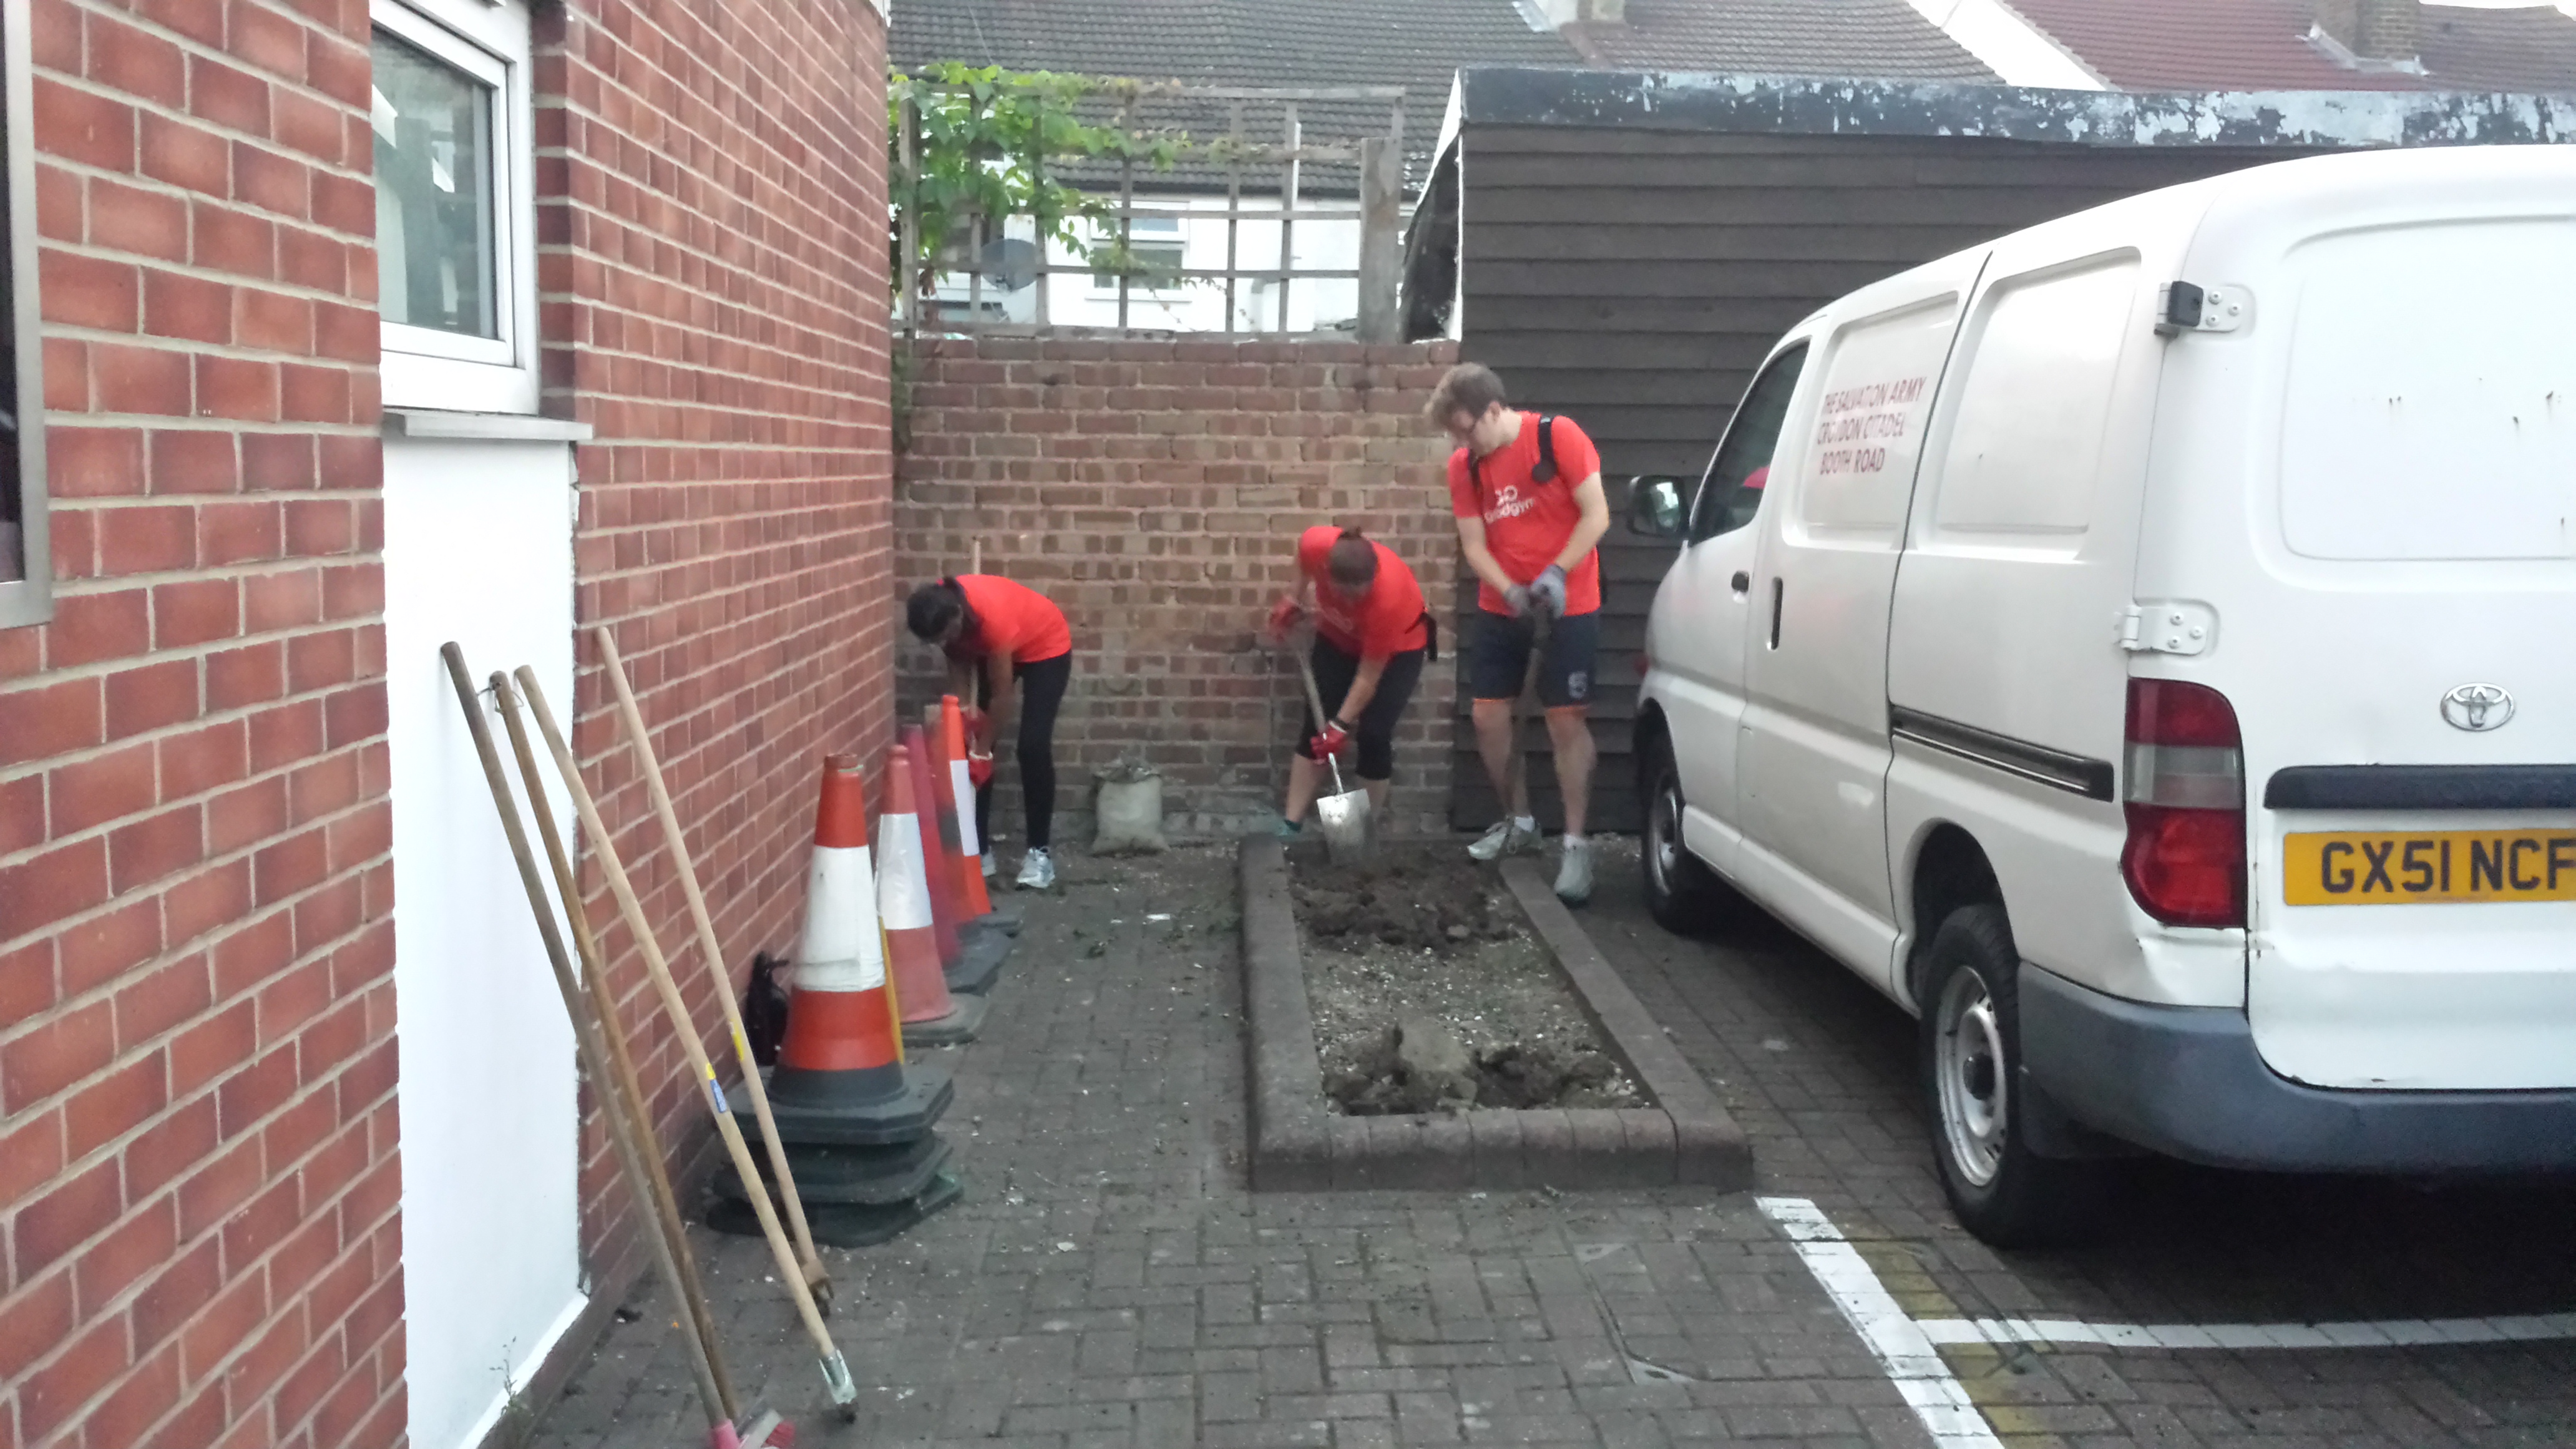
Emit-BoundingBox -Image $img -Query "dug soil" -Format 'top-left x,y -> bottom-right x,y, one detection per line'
1290,849 -> 1642,1116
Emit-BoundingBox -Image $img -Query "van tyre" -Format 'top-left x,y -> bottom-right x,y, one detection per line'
1920,904 -> 2104,1247
1641,734 -> 1733,934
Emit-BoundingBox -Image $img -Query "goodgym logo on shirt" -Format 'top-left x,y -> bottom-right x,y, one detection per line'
1483,482 -> 1541,524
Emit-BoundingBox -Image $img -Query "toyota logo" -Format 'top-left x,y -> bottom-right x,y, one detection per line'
2441,683 -> 2515,733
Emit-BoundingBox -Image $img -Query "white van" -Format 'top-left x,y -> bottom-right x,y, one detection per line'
1626,144 -> 2576,1245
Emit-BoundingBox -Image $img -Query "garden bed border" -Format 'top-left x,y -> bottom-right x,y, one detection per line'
1240,836 -> 1751,1192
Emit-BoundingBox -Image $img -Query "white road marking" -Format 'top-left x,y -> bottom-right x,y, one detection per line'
1915,1312 -> 2576,1350
1759,1198 -> 2007,1449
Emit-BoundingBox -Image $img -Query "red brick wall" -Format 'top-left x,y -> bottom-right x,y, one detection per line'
3,1 -> 398,1446
894,336 -> 1460,844
534,0 -> 895,1286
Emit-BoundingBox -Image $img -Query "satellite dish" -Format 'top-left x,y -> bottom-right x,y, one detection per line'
978,237 -> 1041,293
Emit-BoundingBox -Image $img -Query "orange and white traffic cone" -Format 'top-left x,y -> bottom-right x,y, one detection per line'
756,752 -> 953,1147
925,704 -> 1010,995
939,696 -> 995,919
902,724 -> 965,970
881,741 -> 986,1048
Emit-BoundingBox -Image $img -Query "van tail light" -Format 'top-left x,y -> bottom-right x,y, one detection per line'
2120,678 -> 2246,928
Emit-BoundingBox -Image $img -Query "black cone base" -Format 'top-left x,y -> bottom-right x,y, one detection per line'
980,899 -> 1025,937
900,990 -> 988,1047
946,922 -> 1012,997
761,1063 -> 952,1146
714,1133 -> 953,1207
708,1171 -> 964,1249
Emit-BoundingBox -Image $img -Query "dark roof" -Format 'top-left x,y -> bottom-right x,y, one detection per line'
1563,0 -> 1997,82
2003,0 -> 2576,94
2419,4 -> 2576,92
892,0 -> 1584,163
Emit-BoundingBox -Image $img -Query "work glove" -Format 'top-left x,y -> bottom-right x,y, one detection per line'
1528,564 -> 1569,620
1309,721 -> 1352,759
1501,583 -> 1533,619
967,749 -> 995,789
1262,595 -> 1304,646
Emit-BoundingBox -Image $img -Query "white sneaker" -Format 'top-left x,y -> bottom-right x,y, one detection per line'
1554,837 -> 1594,905
1468,817 -> 1538,862
981,852 -> 998,881
1017,848 -> 1055,890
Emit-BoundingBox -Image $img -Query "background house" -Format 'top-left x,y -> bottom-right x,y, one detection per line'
1,0 -> 897,1445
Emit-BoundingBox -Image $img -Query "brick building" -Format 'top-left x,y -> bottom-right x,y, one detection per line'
0,0 -> 895,1444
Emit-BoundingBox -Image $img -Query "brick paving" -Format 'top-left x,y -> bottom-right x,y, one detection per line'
528,839 -> 2576,1449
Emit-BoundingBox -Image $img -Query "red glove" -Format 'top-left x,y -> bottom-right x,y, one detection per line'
967,749 -> 995,789
1263,595 -> 1304,646
1309,722 -> 1351,759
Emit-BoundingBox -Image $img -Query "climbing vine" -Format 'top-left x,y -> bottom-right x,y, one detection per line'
889,63 -> 1196,301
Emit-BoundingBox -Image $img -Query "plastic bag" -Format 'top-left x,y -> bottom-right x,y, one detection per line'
1091,762 -> 1166,855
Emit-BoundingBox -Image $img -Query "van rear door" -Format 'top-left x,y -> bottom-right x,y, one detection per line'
2174,202 -> 2576,1091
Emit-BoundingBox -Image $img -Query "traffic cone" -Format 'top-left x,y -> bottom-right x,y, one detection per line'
883,740 -> 986,1048
754,752 -> 953,1146
902,724 -> 964,968
925,704 -> 1010,996
939,698 -> 997,917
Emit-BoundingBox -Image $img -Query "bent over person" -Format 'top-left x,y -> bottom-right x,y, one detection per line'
906,573 -> 1073,890
1264,525 -> 1433,836
1433,363 -> 1612,905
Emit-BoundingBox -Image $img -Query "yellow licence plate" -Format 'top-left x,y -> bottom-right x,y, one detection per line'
2283,829 -> 2576,905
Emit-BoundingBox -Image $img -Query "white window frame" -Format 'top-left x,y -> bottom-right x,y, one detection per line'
2,0 -> 52,629
373,0 -> 538,415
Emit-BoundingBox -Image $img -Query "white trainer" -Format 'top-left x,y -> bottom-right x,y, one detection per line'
1554,837 -> 1595,905
1017,847 -> 1056,890
1468,817 -> 1538,862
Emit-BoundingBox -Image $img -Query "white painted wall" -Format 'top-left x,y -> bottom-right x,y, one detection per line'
383,436 -> 583,1449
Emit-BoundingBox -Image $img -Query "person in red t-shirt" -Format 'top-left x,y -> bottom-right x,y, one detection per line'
905,573 -> 1074,890
1262,526 -> 1434,836
1432,363 -> 1612,904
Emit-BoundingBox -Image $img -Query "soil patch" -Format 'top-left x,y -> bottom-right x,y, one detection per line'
1290,849 -> 1642,1116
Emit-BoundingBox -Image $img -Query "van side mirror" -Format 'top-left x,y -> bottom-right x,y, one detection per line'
1625,476 -> 1687,540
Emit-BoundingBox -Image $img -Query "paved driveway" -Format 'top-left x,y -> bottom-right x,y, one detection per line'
525,839 -> 2576,1448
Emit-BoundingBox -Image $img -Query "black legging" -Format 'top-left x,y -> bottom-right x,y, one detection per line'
975,650 -> 1071,851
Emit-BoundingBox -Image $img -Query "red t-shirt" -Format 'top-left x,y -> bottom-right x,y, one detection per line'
1296,527 -> 1428,658
951,575 -> 1071,665
1446,411 -> 1603,617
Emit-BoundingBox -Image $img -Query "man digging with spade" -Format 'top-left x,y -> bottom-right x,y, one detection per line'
1433,363 -> 1612,905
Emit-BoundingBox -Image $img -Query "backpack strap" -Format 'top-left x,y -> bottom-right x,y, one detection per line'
1532,414 -> 1559,484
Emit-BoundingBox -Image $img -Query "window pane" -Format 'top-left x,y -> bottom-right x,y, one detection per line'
1690,343 -> 1807,544
373,29 -> 497,339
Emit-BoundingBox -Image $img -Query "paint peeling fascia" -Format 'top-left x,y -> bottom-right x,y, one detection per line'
1458,69 -> 2575,148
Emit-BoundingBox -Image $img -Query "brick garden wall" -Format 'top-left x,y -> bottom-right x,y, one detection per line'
4,1 -> 399,1445
894,336 -> 1460,845
537,0 -> 895,1295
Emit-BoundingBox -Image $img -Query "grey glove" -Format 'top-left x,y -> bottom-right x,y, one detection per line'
1501,583 -> 1532,618
1528,564 -> 1569,619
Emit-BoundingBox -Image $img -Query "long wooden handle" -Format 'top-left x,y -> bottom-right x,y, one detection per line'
436,645 -> 732,1435
1291,637 -> 1351,795
1506,614 -> 1549,819
490,671 -> 738,1423
511,665 -> 850,1389
588,628 -> 830,1301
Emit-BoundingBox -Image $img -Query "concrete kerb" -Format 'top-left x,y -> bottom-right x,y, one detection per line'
1239,835 -> 1752,1191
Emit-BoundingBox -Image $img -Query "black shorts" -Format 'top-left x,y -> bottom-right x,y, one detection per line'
1295,637 -> 1426,781
1467,608 -> 1600,709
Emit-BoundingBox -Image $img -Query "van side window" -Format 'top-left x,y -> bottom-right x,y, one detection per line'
1690,343 -> 1808,544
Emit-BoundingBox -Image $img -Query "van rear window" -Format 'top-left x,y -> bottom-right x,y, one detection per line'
2278,219 -> 2576,563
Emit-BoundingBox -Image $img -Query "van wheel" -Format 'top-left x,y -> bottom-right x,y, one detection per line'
1642,735 -> 1732,934
1920,904 -> 2102,1247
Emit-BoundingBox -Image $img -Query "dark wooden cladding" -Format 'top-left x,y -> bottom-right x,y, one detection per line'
1445,122 -> 2333,832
